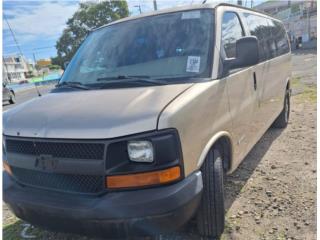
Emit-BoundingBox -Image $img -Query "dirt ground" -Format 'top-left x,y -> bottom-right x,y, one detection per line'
3,49 -> 317,240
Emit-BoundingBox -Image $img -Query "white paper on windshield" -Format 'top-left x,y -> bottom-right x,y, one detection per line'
186,56 -> 201,73
181,10 -> 201,19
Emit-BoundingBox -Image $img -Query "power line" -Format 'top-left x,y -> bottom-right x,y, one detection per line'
33,46 -> 56,50
134,5 -> 142,14
3,46 -> 56,56
3,14 -> 24,57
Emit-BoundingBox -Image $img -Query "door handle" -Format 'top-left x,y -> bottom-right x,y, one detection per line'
253,72 -> 257,91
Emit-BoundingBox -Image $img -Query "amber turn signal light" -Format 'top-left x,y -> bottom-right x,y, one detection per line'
106,166 -> 181,189
3,161 -> 12,175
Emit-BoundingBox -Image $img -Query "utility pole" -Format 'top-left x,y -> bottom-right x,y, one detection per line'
251,0 -> 254,8
153,0 -> 158,10
237,0 -> 242,6
33,52 -> 40,76
307,2 -> 311,41
134,5 -> 142,14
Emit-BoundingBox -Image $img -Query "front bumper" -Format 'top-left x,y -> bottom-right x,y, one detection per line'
4,171 -> 203,238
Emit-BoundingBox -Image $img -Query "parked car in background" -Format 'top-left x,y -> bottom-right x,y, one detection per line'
3,3 -> 291,239
19,80 -> 29,85
2,83 -> 15,105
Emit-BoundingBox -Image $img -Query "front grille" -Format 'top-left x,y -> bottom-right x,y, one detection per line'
11,166 -> 104,194
6,139 -> 105,160
6,138 -> 106,194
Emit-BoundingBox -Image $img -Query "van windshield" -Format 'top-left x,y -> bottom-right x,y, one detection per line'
59,9 -> 214,87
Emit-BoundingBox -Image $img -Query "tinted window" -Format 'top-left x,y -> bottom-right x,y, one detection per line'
265,19 -> 278,58
269,20 -> 290,56
244,13 -> 276,61
221,12 -> 244,58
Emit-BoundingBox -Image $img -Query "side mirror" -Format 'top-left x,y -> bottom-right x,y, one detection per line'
63,61 -> 70,70
223,36 -> 259,74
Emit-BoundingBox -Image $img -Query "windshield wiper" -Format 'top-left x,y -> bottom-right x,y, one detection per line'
96,75 -> 167,85
56,81 -> 92,90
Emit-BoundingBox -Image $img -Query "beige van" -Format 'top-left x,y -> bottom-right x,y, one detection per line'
3,3 -> 291,239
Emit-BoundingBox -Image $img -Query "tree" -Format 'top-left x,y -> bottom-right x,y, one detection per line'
54,1 -> 129,68
47,64 -> 61,70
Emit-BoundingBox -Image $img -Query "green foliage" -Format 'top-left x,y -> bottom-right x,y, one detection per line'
54,1 -> 129,68
291,4 -> 300,14
48,64 -> 61,70
51,55 -> 63,68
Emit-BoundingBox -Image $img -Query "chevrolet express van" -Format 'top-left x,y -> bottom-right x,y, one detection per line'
3,3 -> 291,239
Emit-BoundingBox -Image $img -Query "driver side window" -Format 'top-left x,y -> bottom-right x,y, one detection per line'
221,12 -> 245,59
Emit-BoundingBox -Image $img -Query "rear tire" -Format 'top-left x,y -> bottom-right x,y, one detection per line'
272,89 -> 290,128
196,146 -> 225,239
9,91 -> 15,104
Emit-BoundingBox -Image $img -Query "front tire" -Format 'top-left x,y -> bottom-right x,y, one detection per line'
272,89 -> 290,128
196,147 -> 225,239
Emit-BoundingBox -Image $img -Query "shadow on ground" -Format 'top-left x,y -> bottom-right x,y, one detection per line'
162,127 -> 284,240
2,102 -> 12,107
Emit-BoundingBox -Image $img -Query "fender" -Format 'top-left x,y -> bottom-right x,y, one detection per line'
197,131 -> 234,173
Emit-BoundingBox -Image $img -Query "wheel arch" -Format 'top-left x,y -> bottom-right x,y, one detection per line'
197,131 -> 233,173
286,77 -> 291,94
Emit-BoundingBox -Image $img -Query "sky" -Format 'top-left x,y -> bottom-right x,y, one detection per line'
3,0 -> 265,63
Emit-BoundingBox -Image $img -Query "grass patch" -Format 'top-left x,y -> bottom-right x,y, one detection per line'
3,220 -> 23,240
291,76 -> 316,103
221,220 -> 234,240
3,220 -> 97,240
277,231 -> 287,240
295,84 -> 316,103
3,219 -> 55,240
291,76 -> 302,88
240,186 -> 246,193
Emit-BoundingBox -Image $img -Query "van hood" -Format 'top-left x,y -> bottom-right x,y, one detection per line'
3,84 -> 192,139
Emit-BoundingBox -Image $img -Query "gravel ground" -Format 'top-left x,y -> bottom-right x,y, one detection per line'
3,49 -> 316,240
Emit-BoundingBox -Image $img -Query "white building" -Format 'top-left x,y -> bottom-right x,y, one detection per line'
255,0 -> 317,43
3,55 -> 32,83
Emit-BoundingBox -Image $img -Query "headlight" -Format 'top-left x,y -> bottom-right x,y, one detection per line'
106,129 -> 184,189
127,141 -> 154,163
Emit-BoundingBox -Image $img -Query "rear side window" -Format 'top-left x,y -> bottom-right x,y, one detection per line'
265,19 -> 278,58
244,13 -> 289,60
244,13 -> 275,61
221,12 -> 244,58
269,20 -> 290,56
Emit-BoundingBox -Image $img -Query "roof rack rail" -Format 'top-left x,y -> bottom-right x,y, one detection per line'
215,2 -> 281,21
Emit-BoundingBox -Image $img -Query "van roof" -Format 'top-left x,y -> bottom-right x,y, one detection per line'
94,2 -> 280,32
